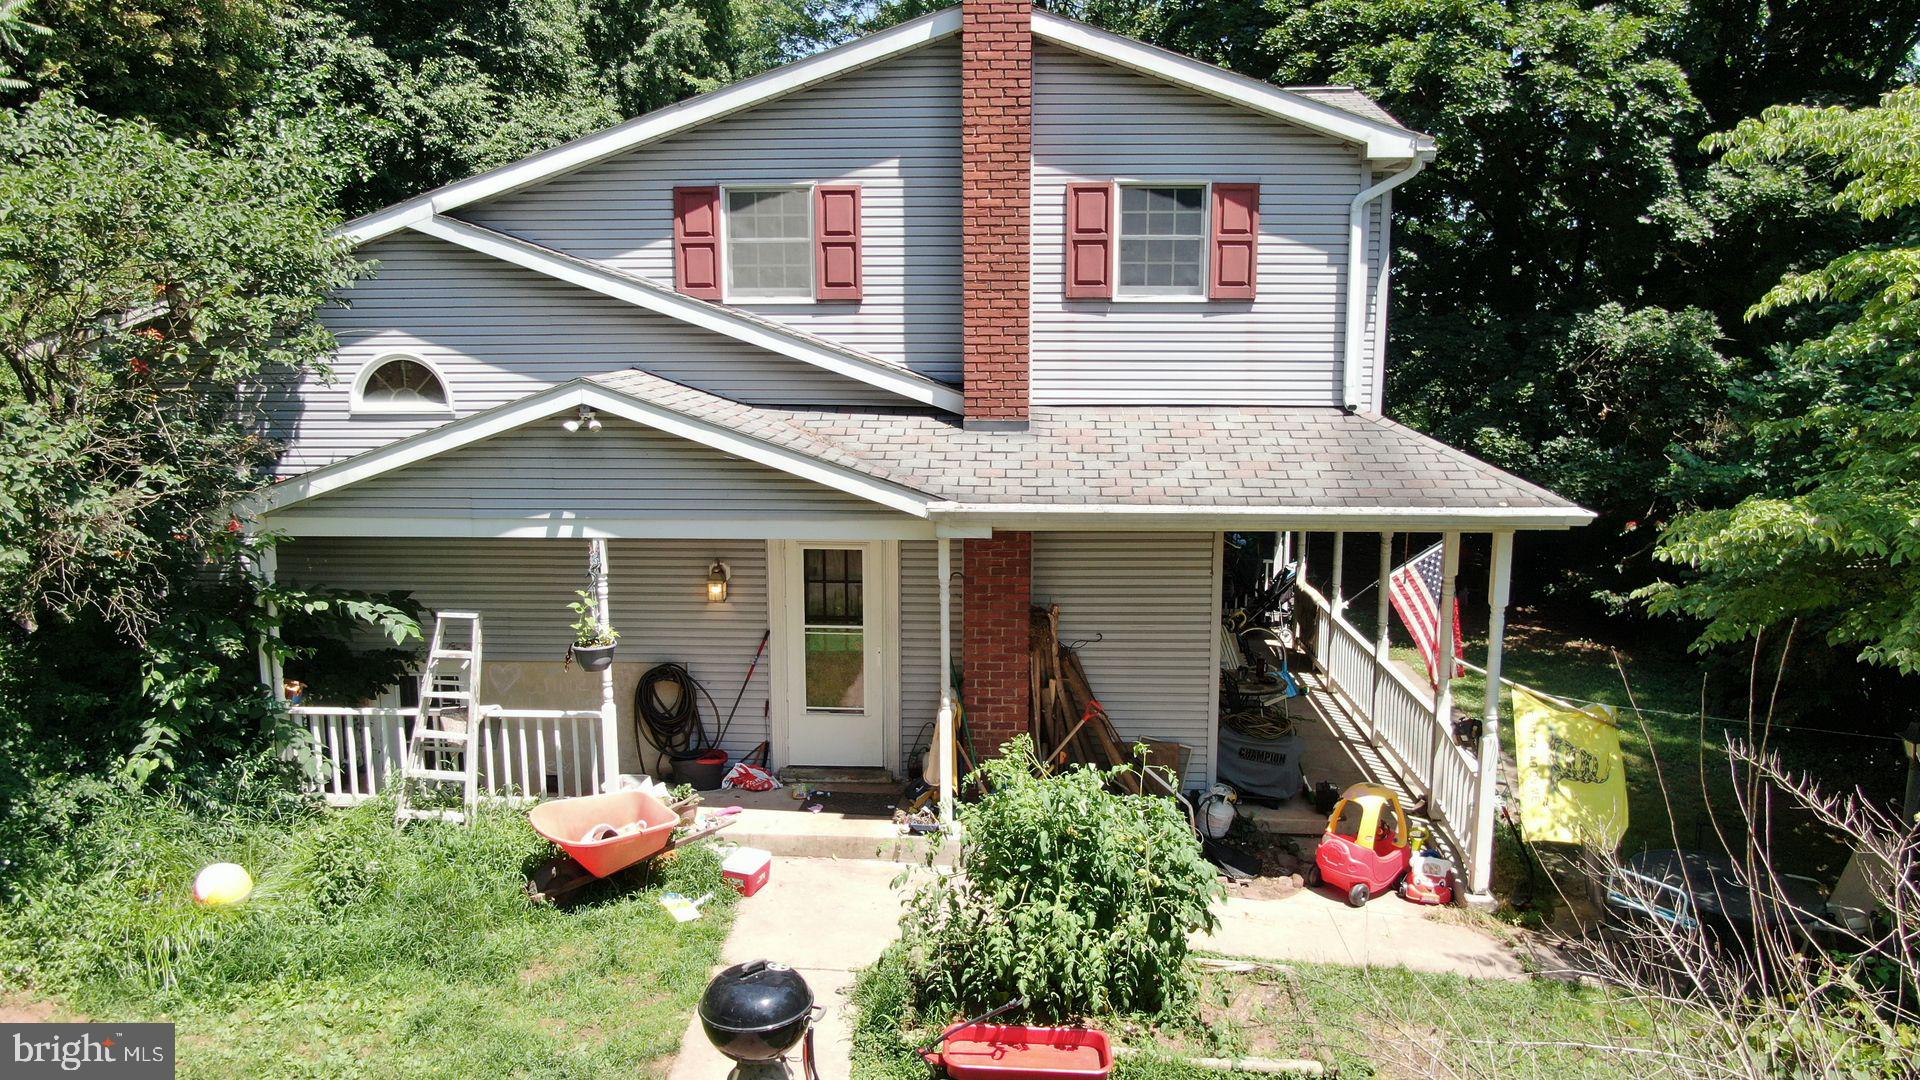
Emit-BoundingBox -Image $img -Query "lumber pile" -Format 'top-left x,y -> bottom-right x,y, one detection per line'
1029,603 -> 1175,795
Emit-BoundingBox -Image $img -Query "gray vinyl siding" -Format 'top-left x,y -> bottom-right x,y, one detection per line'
1031,43 -> 1380,407
464,42 -> 963,383
270,413 -> 887,527
1031,531 -> 1218,788
263,234 -> 897,477
898,539 -> 959,776
276,537 -> 776,769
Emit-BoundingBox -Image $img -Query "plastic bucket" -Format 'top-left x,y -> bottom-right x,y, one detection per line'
673,749 -> 731,791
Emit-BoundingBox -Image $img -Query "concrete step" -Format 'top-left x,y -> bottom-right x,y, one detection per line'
776,765 -> 896,789
715,807 -> 956,864
1242,798 -> 1335,836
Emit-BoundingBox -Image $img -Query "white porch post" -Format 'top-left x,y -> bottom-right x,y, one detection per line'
1368,531 -> 1393,737
1330,531 -> 1346,617
1469,531 -> 1514,900
256,544 -> 284,700
1429,532 -> 1460,797
592,539 -> 620,788
936,536 -> 956,826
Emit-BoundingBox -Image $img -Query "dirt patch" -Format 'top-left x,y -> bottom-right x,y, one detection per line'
0,991 -> 76,1023
1213,831 -> 1311,900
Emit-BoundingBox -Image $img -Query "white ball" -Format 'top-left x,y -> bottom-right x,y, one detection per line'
192,862 -> 254,906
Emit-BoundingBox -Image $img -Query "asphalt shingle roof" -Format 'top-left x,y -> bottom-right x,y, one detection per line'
591,369 -> 1579,511
1287,86 -> 1410,130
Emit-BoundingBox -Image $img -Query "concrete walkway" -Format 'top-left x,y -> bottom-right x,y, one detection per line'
665,854 -> 1533,1079
1199,885 -> 1531,980
666,856 -> 929,1080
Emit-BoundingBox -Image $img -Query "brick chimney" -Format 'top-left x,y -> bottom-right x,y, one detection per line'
960,0 -> 1031,431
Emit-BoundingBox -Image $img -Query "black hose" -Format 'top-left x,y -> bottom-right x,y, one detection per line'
635,662 -> 711,774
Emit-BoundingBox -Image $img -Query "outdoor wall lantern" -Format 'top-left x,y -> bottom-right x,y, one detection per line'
562,405 -> 602,433
707,560 -> 732,604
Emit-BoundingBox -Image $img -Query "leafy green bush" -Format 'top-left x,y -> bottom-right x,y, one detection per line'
898,737 -> 1221,1020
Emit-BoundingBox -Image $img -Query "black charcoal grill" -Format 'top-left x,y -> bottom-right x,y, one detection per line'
699,960 -> 822,1078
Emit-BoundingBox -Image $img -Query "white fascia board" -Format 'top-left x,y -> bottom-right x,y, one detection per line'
1032,12 -> 1431,161
925,502 -> 1595,532
410,215 -> 965,414
257,380 -> 934,518
338,8 -> 964,245
267,512 -> 938,541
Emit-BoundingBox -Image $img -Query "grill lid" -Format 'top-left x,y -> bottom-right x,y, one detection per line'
700,960 -> 814,1033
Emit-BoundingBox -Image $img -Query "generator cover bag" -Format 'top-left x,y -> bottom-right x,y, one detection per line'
1216,724 -> 1305,801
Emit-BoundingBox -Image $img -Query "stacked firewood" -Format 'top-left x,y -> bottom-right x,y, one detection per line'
1027,604 -> 1161,795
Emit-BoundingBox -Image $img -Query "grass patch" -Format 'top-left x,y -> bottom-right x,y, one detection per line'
0,788 -> 733,1079
1365,613 -> 1863,877
851,944 -> 1653,1079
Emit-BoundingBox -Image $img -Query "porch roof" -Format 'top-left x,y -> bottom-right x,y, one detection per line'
588,369 -> 1591,527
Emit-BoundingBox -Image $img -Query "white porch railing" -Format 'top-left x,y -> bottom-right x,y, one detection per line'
294,705 -> 605,807
1299,582 -> 1485,882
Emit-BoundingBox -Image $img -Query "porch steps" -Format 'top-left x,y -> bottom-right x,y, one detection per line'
701,789 -> 958,865
775,766 -> 896,790
396,612 -> 485,827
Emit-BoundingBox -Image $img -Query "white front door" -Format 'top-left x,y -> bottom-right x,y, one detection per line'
771,541 -> 895,768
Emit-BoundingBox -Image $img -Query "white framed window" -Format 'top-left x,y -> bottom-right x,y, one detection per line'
724,186 -> 813,301
1117,183 -> 1208,298
351,353 -> 453,415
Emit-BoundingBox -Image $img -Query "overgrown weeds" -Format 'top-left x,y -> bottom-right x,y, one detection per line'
0,781 -> 734,1078
897,736 -> 1221,1022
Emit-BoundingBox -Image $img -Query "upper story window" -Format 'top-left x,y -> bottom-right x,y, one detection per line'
726,187 -> 813,300
352,354 -> 451,414
1118,185 -> 1207,297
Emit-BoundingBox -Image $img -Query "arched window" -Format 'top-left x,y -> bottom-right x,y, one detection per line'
352,354 -> 451,413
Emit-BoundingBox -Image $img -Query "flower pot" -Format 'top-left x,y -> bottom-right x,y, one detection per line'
572,642 -> 616,671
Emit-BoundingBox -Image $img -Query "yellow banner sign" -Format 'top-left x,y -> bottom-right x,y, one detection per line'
1512,687 -> 1628,849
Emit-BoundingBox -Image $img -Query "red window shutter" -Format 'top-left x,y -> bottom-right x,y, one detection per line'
1210,183 -> 1259,300
673,185 -> 722,300
815,185 -> 862,301
1064,182 -> 1114,299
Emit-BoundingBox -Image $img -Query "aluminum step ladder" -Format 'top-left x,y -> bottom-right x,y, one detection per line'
395,611 -> 484,826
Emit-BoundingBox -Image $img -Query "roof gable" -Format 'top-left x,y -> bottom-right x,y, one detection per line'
258,379 -> 935,520
337,7 -> 1428,249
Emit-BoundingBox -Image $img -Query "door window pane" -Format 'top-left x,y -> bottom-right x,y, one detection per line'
802,548 -> 864,710
1118,185 -> 1206,296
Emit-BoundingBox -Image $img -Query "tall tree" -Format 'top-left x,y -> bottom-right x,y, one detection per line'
1644,89 -> 1920,675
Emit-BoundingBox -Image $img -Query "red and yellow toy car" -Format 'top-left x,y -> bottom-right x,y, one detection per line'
1307,783 -> 1411,907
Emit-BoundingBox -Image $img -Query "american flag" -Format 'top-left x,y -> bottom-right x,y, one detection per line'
1388,541 -> 1464,685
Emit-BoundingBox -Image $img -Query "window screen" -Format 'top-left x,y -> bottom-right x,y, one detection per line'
1118,186 -> 1206,295
726,188 -> 812,298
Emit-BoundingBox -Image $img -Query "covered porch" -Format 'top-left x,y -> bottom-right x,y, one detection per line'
253,370 -> 1584,903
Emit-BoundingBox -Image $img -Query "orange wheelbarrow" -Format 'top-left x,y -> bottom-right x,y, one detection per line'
525,789 -> 732,902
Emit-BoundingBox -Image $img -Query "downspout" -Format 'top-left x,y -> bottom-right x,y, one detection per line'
1343,158 -> 1424,412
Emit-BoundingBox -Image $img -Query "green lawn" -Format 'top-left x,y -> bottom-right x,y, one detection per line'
0,792 -> 734,1079
851,945 -> 1654,1080
1365,611 -> 1869,878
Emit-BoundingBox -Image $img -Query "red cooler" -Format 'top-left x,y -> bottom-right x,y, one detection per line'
722,847 -> 772,897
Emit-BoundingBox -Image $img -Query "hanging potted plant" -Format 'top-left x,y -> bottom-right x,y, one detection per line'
566,590 -> 619,672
